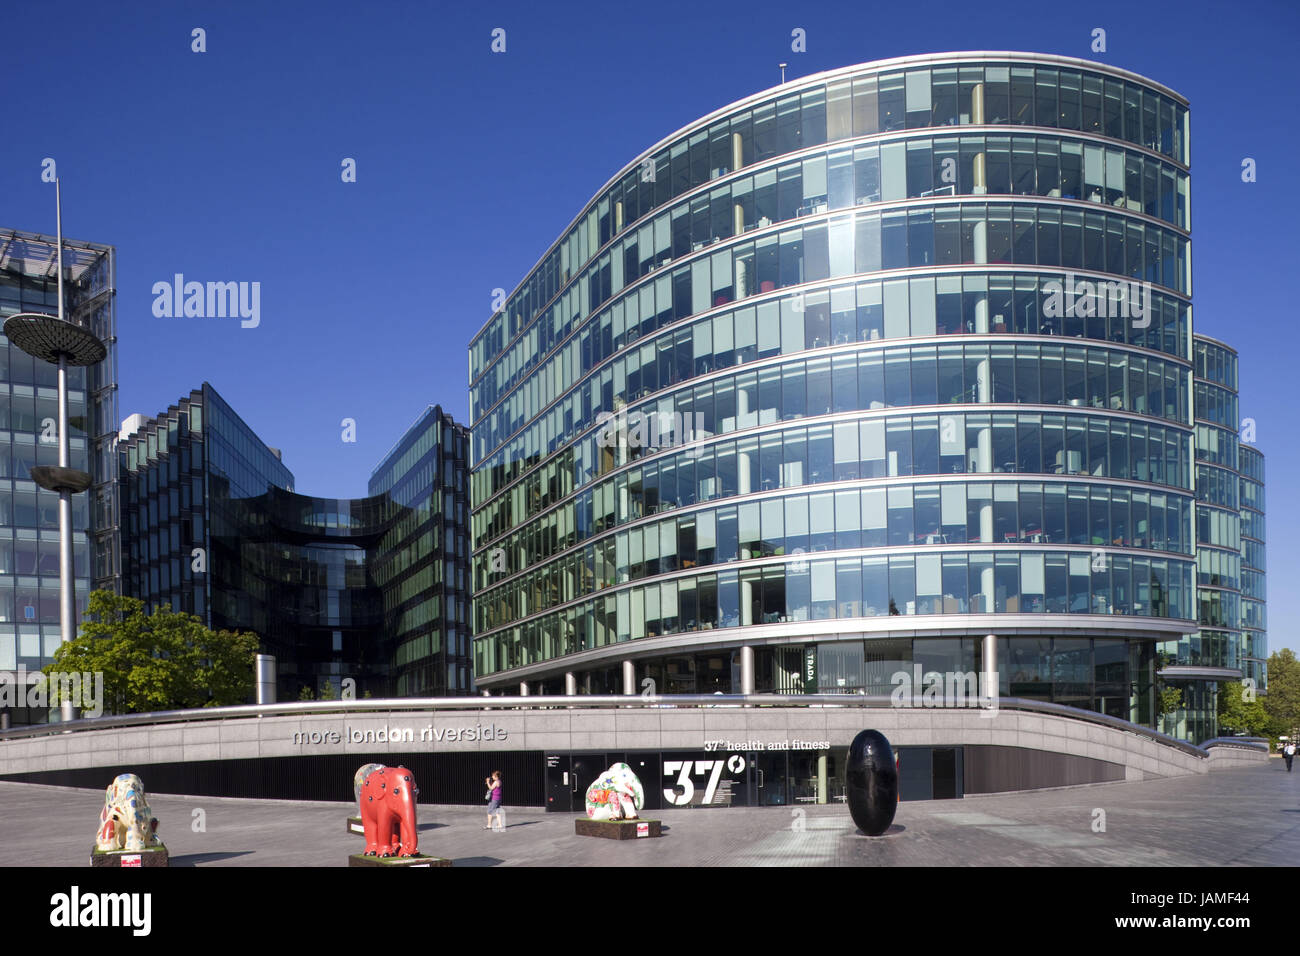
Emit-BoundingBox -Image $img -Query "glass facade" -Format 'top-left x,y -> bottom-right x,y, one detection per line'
0,229 -> 117,725
1239,444 -> 1265,688
119,386 -> 471,700
469,53 -> 1209,732
1156,336 -> 1267,742
369,406 -> 472,696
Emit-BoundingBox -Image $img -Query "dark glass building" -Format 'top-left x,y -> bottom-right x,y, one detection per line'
118,384 -> 471,699
469,53 -> 1222,732
369,406 -> 472,695
0,228 -> 117,725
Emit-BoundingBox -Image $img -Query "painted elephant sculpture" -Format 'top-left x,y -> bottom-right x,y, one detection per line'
353,762 -> 385,802
96,773 -> 162,852
585,762 -> 645,820
358,765 -> 420,857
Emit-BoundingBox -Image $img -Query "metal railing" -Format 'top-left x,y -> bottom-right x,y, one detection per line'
0,693 -> 1222,758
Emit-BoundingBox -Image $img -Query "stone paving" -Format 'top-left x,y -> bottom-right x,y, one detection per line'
5,759 -> 1297,866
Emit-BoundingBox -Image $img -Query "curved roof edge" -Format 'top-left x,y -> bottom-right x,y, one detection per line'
1192,331 -> 1240,354
469,51 -> 1189,348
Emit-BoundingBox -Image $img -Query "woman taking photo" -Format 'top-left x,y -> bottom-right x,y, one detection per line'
484,771 -> 503,830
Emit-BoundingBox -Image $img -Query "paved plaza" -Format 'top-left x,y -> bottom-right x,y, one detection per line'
6,760 -> 1297,866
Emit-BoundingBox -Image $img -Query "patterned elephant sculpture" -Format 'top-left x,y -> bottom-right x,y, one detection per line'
585,762 -> 645,820
358,765 -> 420,857
96,773 -> 162,852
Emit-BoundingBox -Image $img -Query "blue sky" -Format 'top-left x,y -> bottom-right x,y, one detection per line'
5,0 -> 1296,652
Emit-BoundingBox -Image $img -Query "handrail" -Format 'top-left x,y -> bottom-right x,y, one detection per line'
1200,736 -> 1270,752
0,693 -> 1212,758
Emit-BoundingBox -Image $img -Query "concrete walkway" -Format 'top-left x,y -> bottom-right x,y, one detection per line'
7,759 -> 1296,866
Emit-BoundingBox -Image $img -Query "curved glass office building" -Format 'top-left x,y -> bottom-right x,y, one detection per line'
469,52 -> 1203,728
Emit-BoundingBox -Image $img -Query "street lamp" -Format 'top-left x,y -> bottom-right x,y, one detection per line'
2,180 -> 106,721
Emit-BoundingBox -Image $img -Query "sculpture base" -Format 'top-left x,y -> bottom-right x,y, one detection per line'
575,818 -> 662,840
346,816 -> 364,835
90,846 -> 169,868
348,853 -> 451,867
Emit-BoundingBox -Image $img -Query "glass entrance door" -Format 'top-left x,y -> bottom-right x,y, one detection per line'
747,750 -> 789,806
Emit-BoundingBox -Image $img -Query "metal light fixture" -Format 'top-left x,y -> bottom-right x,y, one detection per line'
2,180 -> 106,722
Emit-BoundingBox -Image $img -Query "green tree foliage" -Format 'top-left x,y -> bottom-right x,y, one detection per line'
1157,684 -> 1183,717
44,590 -> 259,715
1263,649 -> 1300,740
1216,679 -> 1270,737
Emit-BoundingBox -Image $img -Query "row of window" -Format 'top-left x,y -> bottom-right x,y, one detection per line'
0,437 -> 91,481
0,615 -> 90,670
0,487 -> 92,533
1194,339 -> 1237,390
473,551 -> 1196,676
470,61 -> 1186,380
804,635 -> 1136,699
475,339 -> 1192,535
1193,380 -> 1239,429
1240,508 -> 1265,544
1239,446 -> 1264,483
475,133 -> 1188,416
476,263 -> 1189,472
1242,538 -> 1265,573
1158,631 -> 1237,670
0,531 -> 91,578
474,201 -> 1190,439
1241,597 -> 1266,631
1196,505 -> 1240,551
1241,568 -> 1265,601
1194,424 -> 1238,471
1196,464 -> 1239,509
476,481 -> 1194,631
1197,547 -> 1240,591
477,412 -> 1192,570
1197,589 -> 1240,630
0,338 -> 91,392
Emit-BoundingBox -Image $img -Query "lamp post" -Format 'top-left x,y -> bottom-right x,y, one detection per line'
2,180 -> 106,721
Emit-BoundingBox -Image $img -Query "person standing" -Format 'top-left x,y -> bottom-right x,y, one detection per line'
484,771 -> 504,829
1284,741 -> 1295,772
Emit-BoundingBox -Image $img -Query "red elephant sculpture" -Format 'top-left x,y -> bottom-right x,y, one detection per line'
358,765 -> 420,857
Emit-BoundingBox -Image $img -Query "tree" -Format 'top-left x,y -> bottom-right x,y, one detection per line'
1157,684 -> 1183,717
1264,649 -> 1300,741
44,590 -> 259,715
1217,679 -> 1270,737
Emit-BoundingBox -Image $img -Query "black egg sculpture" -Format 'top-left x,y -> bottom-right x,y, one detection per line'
846,729 -> 898,836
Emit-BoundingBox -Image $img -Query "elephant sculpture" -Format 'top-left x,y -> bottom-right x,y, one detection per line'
585,762 -> 645,820
96,773 -> 162,852
357,765 -> 420,857
353,762 -> 385,802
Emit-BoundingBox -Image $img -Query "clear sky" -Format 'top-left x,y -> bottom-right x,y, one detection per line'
5,0 -> 1296,653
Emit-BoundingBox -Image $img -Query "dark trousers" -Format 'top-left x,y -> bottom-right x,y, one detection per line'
1286,754 -> 1294,771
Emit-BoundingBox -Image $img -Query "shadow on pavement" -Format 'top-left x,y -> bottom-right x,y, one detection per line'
849,823 -> 906,838
452,856 -> 504,867
170,851 -> 257,866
